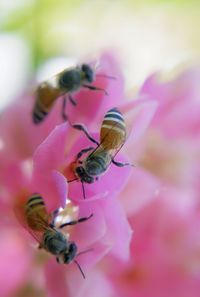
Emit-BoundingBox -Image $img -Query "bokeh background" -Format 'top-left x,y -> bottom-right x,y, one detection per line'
1,0 -> 200,109
1,1 -> 200,297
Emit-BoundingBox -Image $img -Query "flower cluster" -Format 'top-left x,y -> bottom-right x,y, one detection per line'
101,67 -> 200,297
2,51 -> 199,297
0,52 -> 158,296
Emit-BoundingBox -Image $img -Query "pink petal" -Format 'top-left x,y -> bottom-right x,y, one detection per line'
99,196 -> 133,261
141,69 -> 200,138
0,151 -> 30,198
32,170 -> 68,212
70,199 -> 107,249
0,92 -> 63,160
119,167 -> 161,216
33,123 -> 69,173
67,268 -> 114,297
45,258 -> 70,297
32,123 -> 71,210
73,242 -> 111,274
77,269 -> 114,297
0,229 -> 32,297
120,97 -> 158,147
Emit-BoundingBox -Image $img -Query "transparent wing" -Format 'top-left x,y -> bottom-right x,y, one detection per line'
89,113 -> 127,159
14,195 -> 54,244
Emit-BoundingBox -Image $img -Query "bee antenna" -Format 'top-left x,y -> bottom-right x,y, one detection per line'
67,178 -> 78,183
77,248 -> 94,257
74,260 -> 85,279
96,74 -> 116,80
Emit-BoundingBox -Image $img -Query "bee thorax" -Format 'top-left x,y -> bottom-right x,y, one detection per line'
85,159 -> 106,176
58,69 -> 81,91
43,230 -> 68,255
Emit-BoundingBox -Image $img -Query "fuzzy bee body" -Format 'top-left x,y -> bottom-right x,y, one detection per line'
15,193 -> 92,276
73,108 -> 129,197
23,194 -> 71,258
24,193 -> 51,231
33,82 -> 62,124
32,64 -> 99,124
100,108 -> 126,150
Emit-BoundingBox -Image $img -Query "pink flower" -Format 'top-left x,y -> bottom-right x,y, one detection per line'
28,55 -> 157,294
139,67 -> 200,192
0,52 -> 159,296
106,192 -> 200,297
98,66 -> 200,297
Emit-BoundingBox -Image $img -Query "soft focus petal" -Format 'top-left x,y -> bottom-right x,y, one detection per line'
0,151 -> 30,198
0,92 -> 63,160
119,167 -> 161,216
120,97 -> 158,147
0,229 -> 32,297
70,198 -> 106,249
68,268 -> 114,297
45,258 -> 70,297
141,68 -> 200,138
99,196 -> 133,261
32,123 -> 71,210
32,170 -> 68,211
107,192 -> 200,297
33,123 -> 69,173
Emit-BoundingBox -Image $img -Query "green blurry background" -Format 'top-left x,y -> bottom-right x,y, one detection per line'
0,0 -> 200,108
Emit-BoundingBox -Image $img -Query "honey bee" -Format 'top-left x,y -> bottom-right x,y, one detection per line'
33,64 -> 111,124
15,193 -> 93,278
70,108 -> 131,199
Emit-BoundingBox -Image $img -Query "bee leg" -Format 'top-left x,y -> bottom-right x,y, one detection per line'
82,84 -> 108,96
81,181 -> 86,199
58,213 -> 93,229
62,96 -> 68,121
68,94 -> 77,106
75,146 -> 94,161
112,159 -> 133,167
71,123 -> 99,146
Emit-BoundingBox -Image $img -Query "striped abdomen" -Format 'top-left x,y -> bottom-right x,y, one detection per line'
33,83 -> 61,124
25,194 -> 50,231
100,108 -> 126,150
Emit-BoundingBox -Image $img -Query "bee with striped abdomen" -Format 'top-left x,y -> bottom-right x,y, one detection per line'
15,193 -> 93,278
70,108 -> 131,198
33,64 -> 110,124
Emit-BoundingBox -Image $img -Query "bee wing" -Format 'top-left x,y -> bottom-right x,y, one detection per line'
14,196 -> 53,244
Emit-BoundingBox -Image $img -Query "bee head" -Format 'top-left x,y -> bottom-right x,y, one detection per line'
57,242 -> 77,264
75,166 -> 94,184
81,64 -> 94,83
